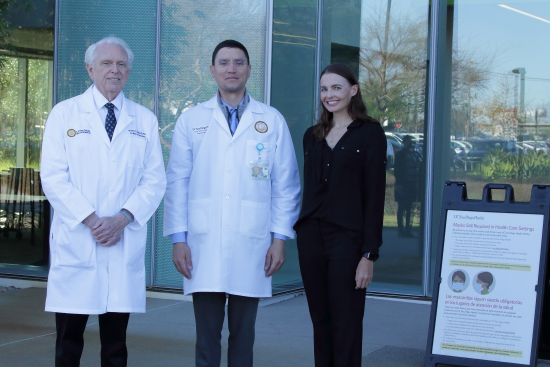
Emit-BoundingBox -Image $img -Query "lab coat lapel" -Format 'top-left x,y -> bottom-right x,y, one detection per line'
79,86 -> 111,147
111,94 -> 133,142
204,96 -> 231,137
232,97 -> 263,141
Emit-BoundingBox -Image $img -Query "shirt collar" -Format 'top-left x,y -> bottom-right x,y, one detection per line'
92,84 -> 124,112
217,89 -> 249,111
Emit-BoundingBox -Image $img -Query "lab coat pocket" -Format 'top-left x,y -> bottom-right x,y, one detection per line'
239,200 -> 270,239
129,134 -> 148,167
55,222 -> 97,268
125,226 -> 147,268
188,198 -> 211,235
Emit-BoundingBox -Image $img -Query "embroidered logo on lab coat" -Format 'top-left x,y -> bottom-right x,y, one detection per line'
129,130 -> 147,140
254,121 -> 268,133
192,126 -> 209,135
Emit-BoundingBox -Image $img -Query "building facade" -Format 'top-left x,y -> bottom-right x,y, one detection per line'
1,0 -> 549,297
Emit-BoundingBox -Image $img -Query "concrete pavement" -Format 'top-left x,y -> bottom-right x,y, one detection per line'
1,287 -> 548,366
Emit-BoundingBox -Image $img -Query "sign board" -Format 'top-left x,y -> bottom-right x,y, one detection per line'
425,182 -> 550,367
395,121 -> 402,129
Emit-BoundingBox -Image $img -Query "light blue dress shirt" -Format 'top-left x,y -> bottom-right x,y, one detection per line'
171,94 -> 286,244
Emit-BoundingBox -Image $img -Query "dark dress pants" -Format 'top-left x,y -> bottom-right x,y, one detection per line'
55,312 -> 130,367
193,292 -> 260,367
297,219 -> 366,367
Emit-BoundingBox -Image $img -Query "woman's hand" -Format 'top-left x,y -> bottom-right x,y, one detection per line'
355,257 -> 374,289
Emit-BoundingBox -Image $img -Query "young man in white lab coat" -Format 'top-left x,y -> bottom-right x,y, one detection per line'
163,40 -> 301,366
40,37 -> 166,367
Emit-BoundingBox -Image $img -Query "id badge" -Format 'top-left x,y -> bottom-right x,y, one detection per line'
250,160 -> 269,180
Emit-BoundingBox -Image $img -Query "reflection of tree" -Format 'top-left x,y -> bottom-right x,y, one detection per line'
358,1 -> 495,134
359,4 -> 427,130
474,77 -> 519,139
0,0 -> 32,69
450,44 -> 495,137
159,0 -> 265,150
0,57 -> 49,169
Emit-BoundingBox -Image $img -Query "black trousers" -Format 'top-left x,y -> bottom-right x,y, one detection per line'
55,312 -> 130,367
297,219 -> 366,367
192,292 -> 259,367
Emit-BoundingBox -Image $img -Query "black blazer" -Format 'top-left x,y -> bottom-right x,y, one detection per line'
294,118 -> 387,254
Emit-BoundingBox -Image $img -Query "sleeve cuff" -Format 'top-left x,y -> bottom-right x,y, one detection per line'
273,232 -> 287,241
171,232 -> 187,244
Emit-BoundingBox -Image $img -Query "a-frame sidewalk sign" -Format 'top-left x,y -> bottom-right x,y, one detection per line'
425,182 -> 550,367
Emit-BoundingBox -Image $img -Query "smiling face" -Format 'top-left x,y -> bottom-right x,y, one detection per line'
210,47 -> 251,94
86,43 -> 130,101
320,72 -> 358,115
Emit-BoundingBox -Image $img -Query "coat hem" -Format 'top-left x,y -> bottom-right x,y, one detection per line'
184,288 -> 272,298
45,307 -> 145,314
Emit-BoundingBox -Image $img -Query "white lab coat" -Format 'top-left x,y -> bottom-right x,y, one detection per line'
163,95 -> 300,297
41,86 -> 166,314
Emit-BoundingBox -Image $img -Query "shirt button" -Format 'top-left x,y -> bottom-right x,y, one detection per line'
327,164 -> 330,166
229,143 -> 233,147
225,196 -> 230,200
325,179 -> 328,181
227,169 -> 232,173
110,189 -> 115,192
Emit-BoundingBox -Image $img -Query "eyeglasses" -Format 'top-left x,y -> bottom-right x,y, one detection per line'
217,60 -> 248,69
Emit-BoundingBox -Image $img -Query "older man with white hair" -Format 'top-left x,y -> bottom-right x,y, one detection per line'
40,36 -> 166,367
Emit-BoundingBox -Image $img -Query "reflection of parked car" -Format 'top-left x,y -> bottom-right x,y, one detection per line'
385,132 -> 403,145
451,140 -> 471,154
517,142 -> 534,154
456,139 -> 518,170
523,141 -> 550,154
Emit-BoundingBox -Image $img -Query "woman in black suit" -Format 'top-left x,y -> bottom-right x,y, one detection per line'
294,63 -> 387,367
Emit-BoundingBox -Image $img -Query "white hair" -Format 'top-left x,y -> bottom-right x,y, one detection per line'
84,37 -> 134,69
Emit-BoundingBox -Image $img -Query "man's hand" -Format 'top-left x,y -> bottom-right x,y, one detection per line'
355,257 -> 374,289
91,213 -> 130,247
83,212 -> 100,230
264,238 -> 285,277
173,242 -> 193,279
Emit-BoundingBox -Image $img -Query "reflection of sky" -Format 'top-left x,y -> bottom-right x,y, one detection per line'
455,1 -> 550,107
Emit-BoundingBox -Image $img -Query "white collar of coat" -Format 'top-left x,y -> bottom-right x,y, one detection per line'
92,84 -> 124,114
204,93 -> 265,140
77,85 -> 136,146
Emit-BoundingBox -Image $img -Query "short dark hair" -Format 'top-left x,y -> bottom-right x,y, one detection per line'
212,40 -> 250,65
452,270 -> 466,283
478,272 -> 494,287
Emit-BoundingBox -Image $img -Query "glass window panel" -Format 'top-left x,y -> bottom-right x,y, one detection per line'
154,0 -> 267,288
321,0 -> 430,295
430,0 -> 550,294
0,0 -> 54,277
270,0 -> 319,293
55,0 -> 157,283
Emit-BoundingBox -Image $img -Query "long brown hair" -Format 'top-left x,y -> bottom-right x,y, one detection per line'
313,63 -> 376,141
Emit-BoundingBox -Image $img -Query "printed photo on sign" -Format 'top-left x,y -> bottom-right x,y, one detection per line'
473,271 -> 496,295
447,269 -> 470,293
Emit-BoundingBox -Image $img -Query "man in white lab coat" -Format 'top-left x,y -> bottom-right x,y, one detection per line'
40,37 -> 166,367
163,40 -> 300,367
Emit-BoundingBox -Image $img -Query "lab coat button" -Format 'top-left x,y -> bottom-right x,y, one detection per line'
229,143 -> 233,147
227,169 -> 232,173
225,196 -> 230,200
110,189 -> 115,192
